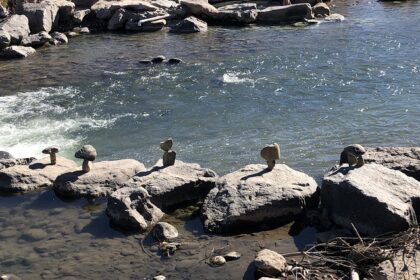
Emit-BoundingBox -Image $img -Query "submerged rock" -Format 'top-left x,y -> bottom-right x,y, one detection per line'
54,159 -> 145,198
0,156 -> 77,193
321,163 -> 420,236
170,16 -> 207,33
364,147 -> 420,181
0,15 -> 30,45
107,186 -> 164,231
254,249 -> 287,277
201,164 -> 318,234
257,4 -> 313,24
125,160 -> 217,211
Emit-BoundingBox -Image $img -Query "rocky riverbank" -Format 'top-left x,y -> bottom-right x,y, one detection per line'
1,141 -> 419,279
0,0 -> 343,59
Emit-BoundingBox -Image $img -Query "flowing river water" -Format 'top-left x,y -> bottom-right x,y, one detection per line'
0,0 -> 419,279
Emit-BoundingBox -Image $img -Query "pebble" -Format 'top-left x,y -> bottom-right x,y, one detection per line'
0,228 -> 19,239
209,255 -> 226,266
0,274 -> 21,280
153,276 -> 166,280
20,229 -> 48,242
224,251 -> 241,261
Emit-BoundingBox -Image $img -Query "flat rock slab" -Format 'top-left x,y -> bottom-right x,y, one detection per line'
321,163 -> 420,236
257,4 -> 313,24
201,164 -> 319,234
0,158 -> 36,170
364,147 -> 420,181
54,159 -> 146,198
0,156 -> 77,193
125,160 -> 217,211
107,186 -> 164,231
92,0 -> 158,19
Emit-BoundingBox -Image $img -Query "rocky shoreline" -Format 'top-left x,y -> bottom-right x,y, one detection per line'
0,141 -> 419,279
0,0 -> 343,59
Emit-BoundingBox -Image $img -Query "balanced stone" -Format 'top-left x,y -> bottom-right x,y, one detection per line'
260,143 -> 280,170
160,138 -> 173,152
75,144 -> 97,173
42,146 -> 60,165
201,164 -> 318,234
163,151 -> 176,167
340,144 -> 366,167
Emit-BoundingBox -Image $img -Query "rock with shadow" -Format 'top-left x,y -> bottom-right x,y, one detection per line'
364,147 -> 420,181
201,164 -> 319,234
54,159 -> 146,199
0,156 -> 77,193
321,163 -> 420,236
106,186 -> 164,231
124,159 -> 218,211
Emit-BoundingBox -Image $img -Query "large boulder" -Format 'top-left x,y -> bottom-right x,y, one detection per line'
0,156 -> 77,193
0,46 -> 36,59
364,147 -> 420,181
53,159 -> 146,198
107,186 -> 164,231
0,151 -> 14,160
0,31 -> 11,50
124,160 -> 217,211
91,0 -> 158,20
170,16 -> 207,33
201,164 -> 319,234
257,4 -> 313,24
0,15 -> 30,45
321,163 -> 420,236
180,0 -> 218,17
107,8 -> 166,31
210,4 -> 258,25
72,8 -> 91,25
19,1 -> 59,33
0,157 -> 35,170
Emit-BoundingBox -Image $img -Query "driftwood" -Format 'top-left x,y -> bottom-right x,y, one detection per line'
279,227 -> 419,280
138,15 -> 170,26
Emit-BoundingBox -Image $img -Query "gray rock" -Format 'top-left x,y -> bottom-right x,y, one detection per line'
153,276 -> 166,280
162,150 -> 176,167
364,147 -> 420,181
257,4 -> 313,24
0,157 -> 35,170
125,160 -> 217,211
51,31 -> 68,44
73,8 -> 91,25
125,18 -> 166,32
0,15 -> 30,45
218,3 -> 257,12
321,163 -> 420,236
0,151 -> 13,160
171,16 -> 207,33
210,4 -> 258,25
0,46 -> 36,59
180,0 -> 218,17
107,186 -> 164,231
107,8 -> 130,30
152,222 -> 179,241
92,0 -> 158,20
167,58 -> 183,64
0,4 -> 8,19
313,2 -> 330,17
53,159 -> 146,198
72,0 -> 100,8
160,138 -> 173,152
20,228 -> 48,242
20,1 -> 60,33
324,13 -> 345,22
254,249 -> 287,276
291,0 -> 321,6
201,164 -> 318,234
209,256 -> 226,266
0,274 -> 22,280
0,30 -> 11,50
79,26 -> 90,33
21,31 -> 53,48
151,55 -> 165,63
0,156 -> 77,193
